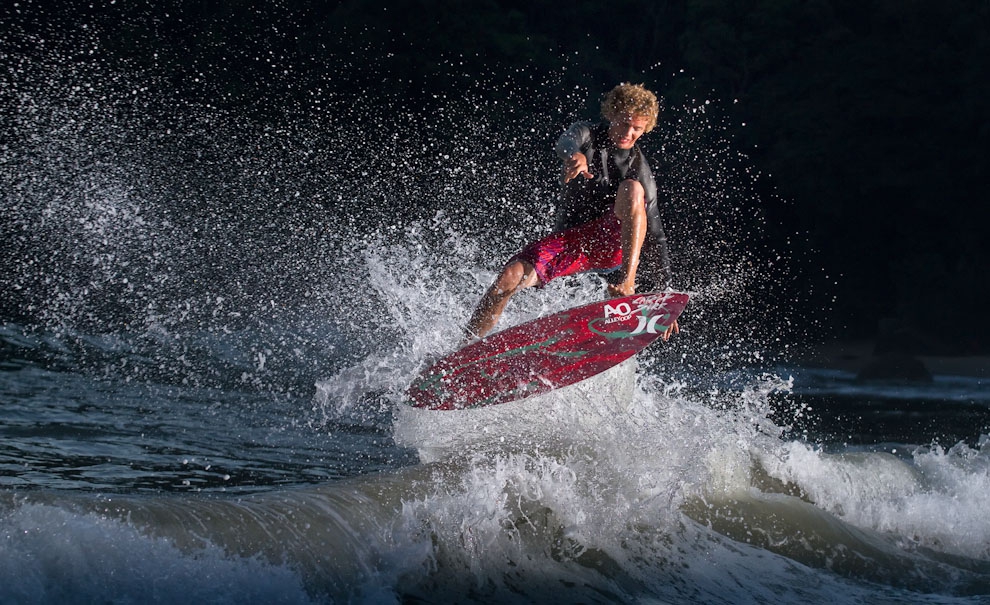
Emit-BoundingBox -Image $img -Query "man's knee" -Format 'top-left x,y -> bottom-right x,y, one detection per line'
618,179 -> 645,198
614,180 -> 646,218
494,260 -> 536,294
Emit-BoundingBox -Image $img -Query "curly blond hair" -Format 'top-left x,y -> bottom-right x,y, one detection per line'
600,83 -> 659,132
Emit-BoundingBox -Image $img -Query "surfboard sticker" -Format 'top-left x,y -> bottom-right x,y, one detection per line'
405,291 -> 690,410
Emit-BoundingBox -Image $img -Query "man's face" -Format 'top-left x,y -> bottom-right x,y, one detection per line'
607,114 -> 650,149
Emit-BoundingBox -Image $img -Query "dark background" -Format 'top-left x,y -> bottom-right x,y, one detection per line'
4,0 -> 989,356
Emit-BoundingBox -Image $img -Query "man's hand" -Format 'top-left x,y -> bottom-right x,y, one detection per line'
661,320 -> 679,342
607,283 -> 680,341
563,152 -> 593,183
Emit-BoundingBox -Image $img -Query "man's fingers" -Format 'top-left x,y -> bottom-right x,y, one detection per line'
563,154 -> 593,183
563,169 -> 593,183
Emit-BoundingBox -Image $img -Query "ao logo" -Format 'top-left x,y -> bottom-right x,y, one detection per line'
604,302 -> 633,317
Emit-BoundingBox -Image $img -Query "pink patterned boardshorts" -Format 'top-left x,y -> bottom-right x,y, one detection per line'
509,210 -> 623,285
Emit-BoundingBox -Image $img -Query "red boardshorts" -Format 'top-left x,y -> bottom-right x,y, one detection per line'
510,210 -> 623,285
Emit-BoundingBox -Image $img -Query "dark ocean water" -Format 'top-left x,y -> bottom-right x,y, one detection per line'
2,305 -> 989,604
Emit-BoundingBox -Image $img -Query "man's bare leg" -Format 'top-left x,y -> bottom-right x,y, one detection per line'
610,179 -> 678,340
464,260 -> 539,340
608,179 -> 647,298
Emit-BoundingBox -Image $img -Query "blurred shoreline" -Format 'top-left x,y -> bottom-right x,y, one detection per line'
794,340 -> 990,379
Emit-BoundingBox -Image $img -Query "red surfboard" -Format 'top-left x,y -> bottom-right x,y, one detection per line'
406,291 -> 689,410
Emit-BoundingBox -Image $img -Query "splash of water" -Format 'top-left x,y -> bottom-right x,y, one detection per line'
2,3 -> 791,391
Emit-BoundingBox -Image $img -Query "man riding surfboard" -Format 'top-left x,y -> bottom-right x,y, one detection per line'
465,83 -> 678,341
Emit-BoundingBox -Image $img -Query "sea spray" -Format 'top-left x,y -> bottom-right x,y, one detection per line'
3,4 -> 793,397
755,437 -> 990,562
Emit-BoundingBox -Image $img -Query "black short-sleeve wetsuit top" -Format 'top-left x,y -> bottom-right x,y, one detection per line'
553,121 -> 672,291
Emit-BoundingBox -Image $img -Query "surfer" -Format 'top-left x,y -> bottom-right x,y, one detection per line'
465,83 -> 677,341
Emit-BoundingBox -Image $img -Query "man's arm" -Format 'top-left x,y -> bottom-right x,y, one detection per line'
554,121 -> 594,159
555,121 -> 595,183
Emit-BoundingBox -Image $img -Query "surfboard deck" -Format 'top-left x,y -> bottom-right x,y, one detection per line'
405,291 -> 689,410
